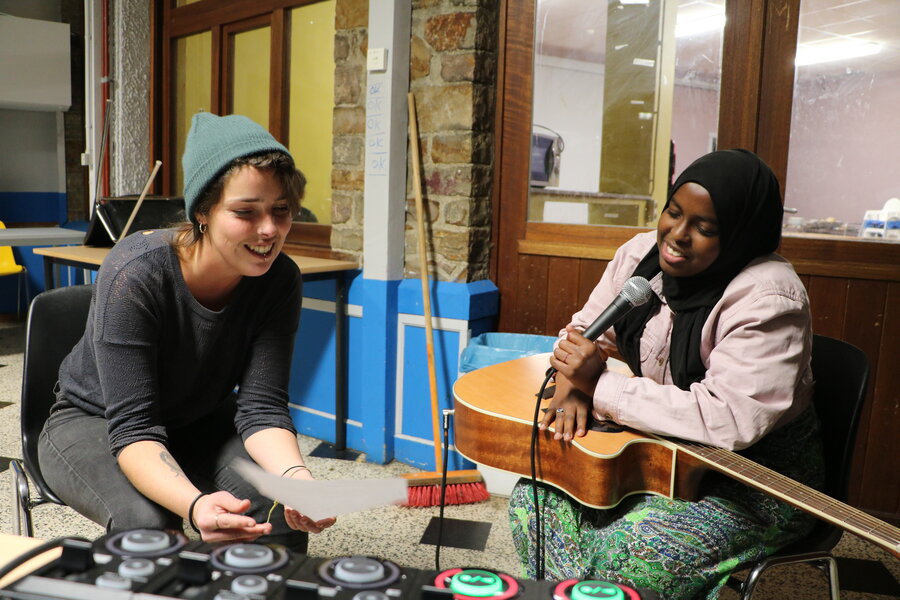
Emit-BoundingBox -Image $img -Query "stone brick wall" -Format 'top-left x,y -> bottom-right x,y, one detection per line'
330,0 -> 499,283
330,0 -> 368,260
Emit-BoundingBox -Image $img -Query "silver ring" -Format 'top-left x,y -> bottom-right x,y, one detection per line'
556,407 -> 565,414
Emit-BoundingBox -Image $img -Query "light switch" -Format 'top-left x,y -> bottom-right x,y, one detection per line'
367,48 -> 387,72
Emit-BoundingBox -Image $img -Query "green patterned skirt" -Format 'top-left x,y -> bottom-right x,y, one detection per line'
508,407 -> 825,600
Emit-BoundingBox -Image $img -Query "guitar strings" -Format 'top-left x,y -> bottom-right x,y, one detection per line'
676,440 -> 900,549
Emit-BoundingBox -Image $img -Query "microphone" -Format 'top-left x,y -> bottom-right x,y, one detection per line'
581,276 -> 653,341
548,276 -> 653,376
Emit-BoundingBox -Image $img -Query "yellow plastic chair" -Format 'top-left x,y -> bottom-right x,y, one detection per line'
0,221 -> 30,318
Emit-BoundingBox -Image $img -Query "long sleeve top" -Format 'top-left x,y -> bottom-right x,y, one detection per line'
55,229 -> 301,457
565,231 -> 813,451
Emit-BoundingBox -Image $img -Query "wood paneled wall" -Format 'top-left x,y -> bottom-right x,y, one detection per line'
509,238 -> 900,524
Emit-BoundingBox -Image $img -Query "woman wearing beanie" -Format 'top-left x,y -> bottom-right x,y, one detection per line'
38,113 -> 332,551
508,150 -> 824,599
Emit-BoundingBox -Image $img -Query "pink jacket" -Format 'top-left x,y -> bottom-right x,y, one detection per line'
565,231 -> 813,450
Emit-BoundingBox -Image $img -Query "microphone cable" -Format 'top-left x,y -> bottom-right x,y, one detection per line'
434,409 -> 453,572
529,368 -> 555,581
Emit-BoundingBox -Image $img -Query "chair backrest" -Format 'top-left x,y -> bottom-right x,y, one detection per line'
810,334 -> 870,502
20,284 -> 94,503
0,220 -> 24,274
782,334 -> 871,554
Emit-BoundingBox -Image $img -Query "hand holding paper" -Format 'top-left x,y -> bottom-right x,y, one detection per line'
231,458 -> 408,522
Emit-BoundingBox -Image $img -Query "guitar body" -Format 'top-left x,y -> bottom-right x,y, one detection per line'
453,353 -> 708,509
453,353 -> 900,558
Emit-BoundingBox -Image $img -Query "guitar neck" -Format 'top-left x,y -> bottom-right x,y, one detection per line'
670,438 -> 900,559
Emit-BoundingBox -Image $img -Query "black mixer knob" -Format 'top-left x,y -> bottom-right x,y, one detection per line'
447,569 -> 504,597
119,529 -> 171,554
333,557 -> 385,584
118,557 -> 156,578
94,572 -> 132,590
231,574 -> 269,595
351,592 -> 391,600
222,544 -> 276,570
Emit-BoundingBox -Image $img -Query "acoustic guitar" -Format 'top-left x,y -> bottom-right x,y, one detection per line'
452,353 -> 900,559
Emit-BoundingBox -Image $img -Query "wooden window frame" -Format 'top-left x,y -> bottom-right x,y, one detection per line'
151,0 -> 332,256
491,0 -> 900,331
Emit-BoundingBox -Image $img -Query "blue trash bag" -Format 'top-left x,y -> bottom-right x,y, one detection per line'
459,332 -> 557,374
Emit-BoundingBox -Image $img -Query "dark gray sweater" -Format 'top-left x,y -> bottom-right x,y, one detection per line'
55,229 -> 301,456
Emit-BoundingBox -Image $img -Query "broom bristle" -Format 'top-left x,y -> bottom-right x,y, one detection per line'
403,481 -> 490,507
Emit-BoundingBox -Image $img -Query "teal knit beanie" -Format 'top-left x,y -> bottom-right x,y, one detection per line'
182,112 -> 290,224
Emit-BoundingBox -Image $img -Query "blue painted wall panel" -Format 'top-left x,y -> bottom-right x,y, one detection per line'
287,274 -> 498,470
0,192 -> 67,224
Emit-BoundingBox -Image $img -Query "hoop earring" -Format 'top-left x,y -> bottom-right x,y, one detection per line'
198,223 -> 207,234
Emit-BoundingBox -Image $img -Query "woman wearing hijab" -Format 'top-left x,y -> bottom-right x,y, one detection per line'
507,149 -> 824,599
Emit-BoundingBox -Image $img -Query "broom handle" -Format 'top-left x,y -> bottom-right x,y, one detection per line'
407,92 -> 444,472
119,160 -> 162,241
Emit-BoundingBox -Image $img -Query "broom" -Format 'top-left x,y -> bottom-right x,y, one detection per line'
402,92 -> 489,507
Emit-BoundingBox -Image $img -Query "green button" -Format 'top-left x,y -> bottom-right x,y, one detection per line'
570,580 -> 625,600
448,570 -> 504,597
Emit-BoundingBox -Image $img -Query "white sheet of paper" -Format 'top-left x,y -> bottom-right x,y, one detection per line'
231,458 -> 408,521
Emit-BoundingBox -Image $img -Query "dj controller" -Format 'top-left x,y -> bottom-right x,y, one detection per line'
0,529 -> 659,600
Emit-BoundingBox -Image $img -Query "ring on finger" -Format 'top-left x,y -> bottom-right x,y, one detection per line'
556,407 -> 565,414
214,514 -> 221,530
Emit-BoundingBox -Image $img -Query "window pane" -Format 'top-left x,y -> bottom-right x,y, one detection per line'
528,0 -> 723,227
784,0 -> 900,241
231,26 -> 271,128
289,1 -> 336,225
174,30 -> 211,194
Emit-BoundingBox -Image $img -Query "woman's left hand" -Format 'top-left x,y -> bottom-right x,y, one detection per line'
539,375 -> 593,442
283,467 -> 336,534
549,325 -> 608,396
284,507 -> 336,533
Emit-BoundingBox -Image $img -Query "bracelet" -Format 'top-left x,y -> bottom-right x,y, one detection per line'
187,492 -> 205,534
281,464 -> 311,477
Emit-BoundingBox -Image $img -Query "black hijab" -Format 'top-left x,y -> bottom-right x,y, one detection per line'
613,149 -> 784,390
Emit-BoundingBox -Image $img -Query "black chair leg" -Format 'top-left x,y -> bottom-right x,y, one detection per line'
738,555 -> 841,600
10,459 -> 34,537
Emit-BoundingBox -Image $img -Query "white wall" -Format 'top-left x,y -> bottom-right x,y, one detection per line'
0,110 -> 65,194
0,14 -> 70,111
532,55 -> 604,192
0,1 -> 66,198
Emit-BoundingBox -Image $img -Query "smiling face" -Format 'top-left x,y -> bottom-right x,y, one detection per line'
657,181 -> 721,278
197,165 -> 293,279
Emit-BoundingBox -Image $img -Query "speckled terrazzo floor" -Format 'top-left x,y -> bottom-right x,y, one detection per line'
0,319 -> 897,598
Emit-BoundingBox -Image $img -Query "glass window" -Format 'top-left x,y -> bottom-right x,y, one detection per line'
230,26 -> 272,128
289,1 -> 336,225
528,0 -> 724,227
783,0 -> 900,241
174,30 -> 212,193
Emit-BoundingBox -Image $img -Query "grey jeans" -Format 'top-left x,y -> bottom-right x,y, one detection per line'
37,398 -> 308,553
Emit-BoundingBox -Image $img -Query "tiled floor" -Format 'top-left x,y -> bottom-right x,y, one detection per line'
0,320 -> 897,598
